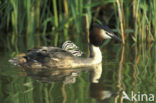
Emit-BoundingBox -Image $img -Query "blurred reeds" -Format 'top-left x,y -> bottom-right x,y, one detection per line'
0,1 -> 155,103
0,0 -> 155,51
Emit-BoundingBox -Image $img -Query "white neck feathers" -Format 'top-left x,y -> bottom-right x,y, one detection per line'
89,44 -> 102,64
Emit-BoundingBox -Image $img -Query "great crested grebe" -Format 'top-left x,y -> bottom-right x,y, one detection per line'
9,23 -> 121,69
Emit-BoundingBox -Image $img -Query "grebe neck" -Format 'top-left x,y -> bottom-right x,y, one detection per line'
89,44 -> 102,64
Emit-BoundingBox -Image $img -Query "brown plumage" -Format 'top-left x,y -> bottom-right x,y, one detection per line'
9,47 -> 78,69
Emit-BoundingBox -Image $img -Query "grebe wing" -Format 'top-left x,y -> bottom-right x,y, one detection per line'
25,46 -> 74,63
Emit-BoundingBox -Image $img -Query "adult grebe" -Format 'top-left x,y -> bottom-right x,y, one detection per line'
9,23 -> 121,69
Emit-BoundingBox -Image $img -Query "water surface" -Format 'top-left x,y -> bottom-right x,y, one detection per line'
0,42 -> 155,103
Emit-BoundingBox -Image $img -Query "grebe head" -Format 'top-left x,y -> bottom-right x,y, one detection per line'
89,23 -> 121,46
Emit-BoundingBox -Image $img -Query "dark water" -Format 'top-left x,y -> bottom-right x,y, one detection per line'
0,42 -> 155,103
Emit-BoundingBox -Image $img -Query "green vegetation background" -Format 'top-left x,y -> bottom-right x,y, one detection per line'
0,0 -> 155,53
0,0 -> 156,103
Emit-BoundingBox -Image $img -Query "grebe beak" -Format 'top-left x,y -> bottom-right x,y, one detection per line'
106,33 -> 122,42
97,23 -> 122,42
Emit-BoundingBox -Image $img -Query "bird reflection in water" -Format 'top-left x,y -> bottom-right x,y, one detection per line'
89,63 -> 117,102
19,62 -> 118,102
